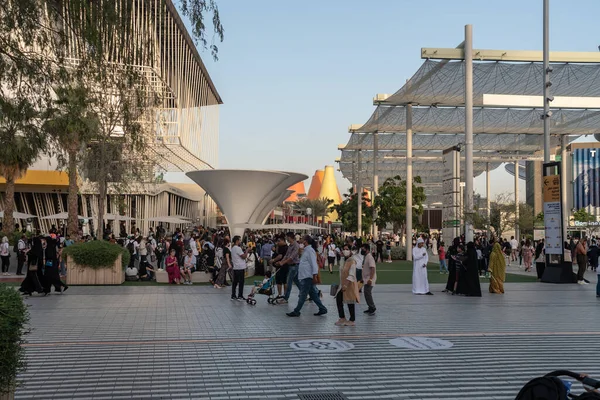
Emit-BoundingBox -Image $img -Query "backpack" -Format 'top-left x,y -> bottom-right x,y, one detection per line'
13,240 -> 19,253
126,241 -> 135,254
515,377 -> 567,400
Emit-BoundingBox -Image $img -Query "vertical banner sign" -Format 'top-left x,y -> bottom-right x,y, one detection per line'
442,147 -> 460,241
543,173 -> 563,255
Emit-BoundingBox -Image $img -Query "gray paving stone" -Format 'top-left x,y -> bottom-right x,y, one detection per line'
14,282 -> 600,399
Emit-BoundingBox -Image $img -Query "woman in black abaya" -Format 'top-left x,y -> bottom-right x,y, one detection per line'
42,235 -> 68,294
19,236 -> 44,295
443,238 -> 461,293
460,242 -> 482,297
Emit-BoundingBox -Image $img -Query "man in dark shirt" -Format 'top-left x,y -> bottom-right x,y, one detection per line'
375,239 -> 384,263
272,236 -> 289,297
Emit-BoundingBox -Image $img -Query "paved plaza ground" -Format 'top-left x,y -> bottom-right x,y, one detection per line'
14,266 -> 600,400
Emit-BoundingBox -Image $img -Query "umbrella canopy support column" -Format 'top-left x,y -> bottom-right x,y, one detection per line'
486,163 -> 491,238
373,131 -> 379,238
406,104 -> 413,260
561,137 -> 568,244
514,161 -> 520,241
357,150 -> 362,237
464,24 -> 474,243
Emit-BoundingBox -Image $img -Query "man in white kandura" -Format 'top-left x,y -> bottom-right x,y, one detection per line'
412,237 -> 433,295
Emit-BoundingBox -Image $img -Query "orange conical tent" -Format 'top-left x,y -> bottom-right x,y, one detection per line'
307,170 -> 324,200
285,181 -> 307,202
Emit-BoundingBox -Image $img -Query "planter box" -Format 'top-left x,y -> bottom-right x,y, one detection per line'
66,255 -> 125,285
0,389 -> 14,400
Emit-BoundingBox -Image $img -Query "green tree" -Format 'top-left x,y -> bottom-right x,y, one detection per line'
296,198 -> 334,227
0,0 -> 55,232
44,85 -> 100,237
333,188 -> 372,235
489,193 -> 516,238
373,175 -> 426,234
573,208 -> 595,223
517,203 -> 535,237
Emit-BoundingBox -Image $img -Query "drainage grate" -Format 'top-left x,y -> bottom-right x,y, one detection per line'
297,391 -> 349,400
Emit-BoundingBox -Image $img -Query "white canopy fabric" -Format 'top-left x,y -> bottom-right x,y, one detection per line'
0,211 -> 36,219
40,212 -> 84,220
382,60 -> 600,106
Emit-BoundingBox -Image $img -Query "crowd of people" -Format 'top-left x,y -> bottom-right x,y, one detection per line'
11,221 -> 599,306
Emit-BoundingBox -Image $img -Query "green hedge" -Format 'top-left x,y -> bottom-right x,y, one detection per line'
62,240 -> 130,269
0,284 -> 29,395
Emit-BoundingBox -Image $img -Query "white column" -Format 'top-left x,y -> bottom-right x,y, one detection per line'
357,150 -> 362,237
406,104 -> 413,261
373,131 -> 379,238
561,137 -> 568,245
464,24 -> 474,243
514,161 -> 520,241
486,163 -> 491,238
543,0 -> 551,162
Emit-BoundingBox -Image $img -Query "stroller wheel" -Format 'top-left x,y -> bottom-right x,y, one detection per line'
267,298 -> 273,304
250,299 -> 257,305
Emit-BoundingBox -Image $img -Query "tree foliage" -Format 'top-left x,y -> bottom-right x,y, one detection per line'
295,198 -> 334,226
517,203 -> 535,237
573,208 -> 595,223
180,0 -> 225,60
372,175 -> 426,234
333,189 -> 372,235
489,193 -> 516,238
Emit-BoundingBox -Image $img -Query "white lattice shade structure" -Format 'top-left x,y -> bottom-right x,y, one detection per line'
186,170 -> 308,238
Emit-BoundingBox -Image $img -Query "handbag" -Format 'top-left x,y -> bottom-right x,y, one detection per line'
329,283 -> 339,296
29,263 -> 38,272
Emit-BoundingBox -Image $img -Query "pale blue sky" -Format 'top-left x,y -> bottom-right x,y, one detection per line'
186,0 -> 600,200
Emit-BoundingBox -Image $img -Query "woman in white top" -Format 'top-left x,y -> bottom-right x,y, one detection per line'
0,236 -> 10,275
431,237 -> 438,255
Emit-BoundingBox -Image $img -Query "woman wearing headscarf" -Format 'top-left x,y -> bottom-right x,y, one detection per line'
443,237 -> 460,293
534,239 -> 545,280
488,239 -> 506,294
334,244 -> 360,326
460,242 -> 481,297
42,234 -> 68,294
19,235 -> 44,295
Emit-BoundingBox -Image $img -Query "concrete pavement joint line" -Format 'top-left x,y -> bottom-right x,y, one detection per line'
21,331 -> 600,348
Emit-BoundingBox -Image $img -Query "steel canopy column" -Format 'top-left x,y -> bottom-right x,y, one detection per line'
561,137 -> 568,245
373,131 -> 379,238
357,150 -> 362,237
352,153 -> 357,194
486,163 -> 491,238
543,0 -> 551,162
406,104 -> 413,261
514,161 -> 520,241
464,24 -> 474,243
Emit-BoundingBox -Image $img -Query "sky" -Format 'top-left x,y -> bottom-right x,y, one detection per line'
178,0 -> 600,202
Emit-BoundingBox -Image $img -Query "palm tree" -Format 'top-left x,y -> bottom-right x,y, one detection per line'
311,198 -> 334,227
0,97 -> 47,233
44,85 -> 99,237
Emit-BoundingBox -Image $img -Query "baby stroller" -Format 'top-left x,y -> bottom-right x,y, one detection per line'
516,370 -> 600,399
246,273 -> 276,305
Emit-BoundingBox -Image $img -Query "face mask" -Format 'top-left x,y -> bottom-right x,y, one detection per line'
342,250 -> 351,257
299,243 -> 305,249
360,249 -> 367,256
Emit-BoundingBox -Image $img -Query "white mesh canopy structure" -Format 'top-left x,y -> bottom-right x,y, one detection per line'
381,60 -> 600,106
339,31 -> 600,253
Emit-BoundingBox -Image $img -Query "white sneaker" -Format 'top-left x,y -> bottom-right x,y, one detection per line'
578,280 -> 585,285
583,280 -> 589,285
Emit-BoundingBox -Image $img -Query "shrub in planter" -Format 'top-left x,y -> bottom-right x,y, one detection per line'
62,240 -> 130,270
0,284 -> 29,398
390,245 -> 407,260
0,231 -> 32,246
62,240 -> 129,285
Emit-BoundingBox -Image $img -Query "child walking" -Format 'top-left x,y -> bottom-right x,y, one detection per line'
438,242 -> 448,274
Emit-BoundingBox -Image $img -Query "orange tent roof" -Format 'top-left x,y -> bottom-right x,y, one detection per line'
307,170 -> 324,200
285,181 -> 306,202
